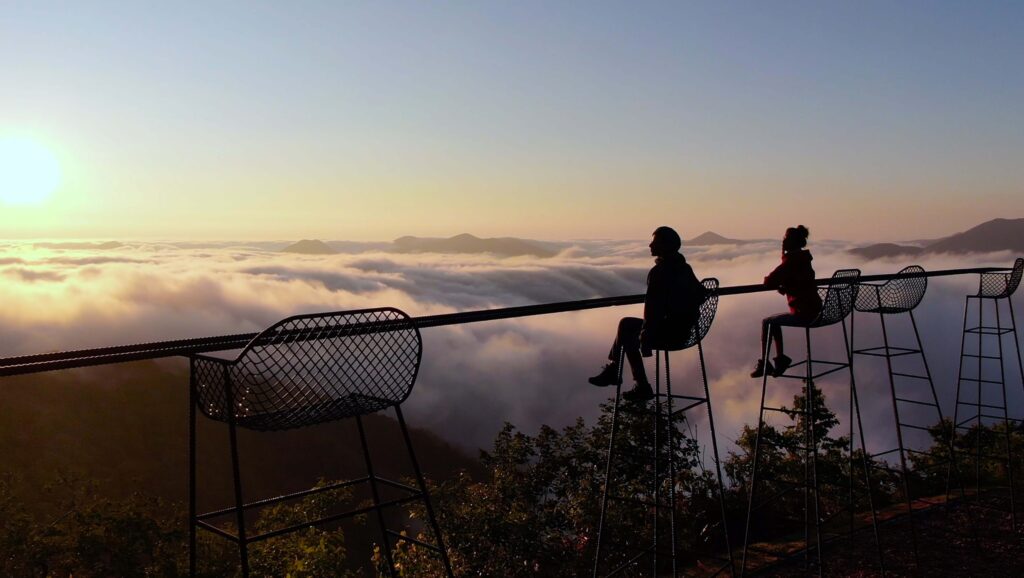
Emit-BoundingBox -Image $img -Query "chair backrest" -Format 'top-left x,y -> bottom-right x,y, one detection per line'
861,265 -> 927,312
680,278 -> 719,349
812,269 -> 861,327
225,307 -> 421,429
980,258 -> 1024,298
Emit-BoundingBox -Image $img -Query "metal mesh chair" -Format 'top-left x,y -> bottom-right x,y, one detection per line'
950,257 -> 1024,531
593,279 -> 733,578
855,265 -> 928,315
976,257 -> 1024,299
809,268 -> 860,328
188,307 -> 453,577
742,269 -> 885,576
192,309 -> 420,431
852,265 -> 957,569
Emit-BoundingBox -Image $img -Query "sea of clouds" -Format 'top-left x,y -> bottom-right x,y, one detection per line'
1,238 -> 1021,462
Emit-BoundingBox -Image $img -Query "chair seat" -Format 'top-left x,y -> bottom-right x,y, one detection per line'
221,394 -> 394,432
855,305 -> 910,315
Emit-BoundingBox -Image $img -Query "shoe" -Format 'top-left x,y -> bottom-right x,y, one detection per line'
622,382 -> 655,402
750,359 -> 774,379
772,354 -> 792,377
588,364 -> 622,387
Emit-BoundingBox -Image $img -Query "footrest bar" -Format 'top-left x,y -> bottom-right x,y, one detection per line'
891,372 -> 930,380
894,396 -> 936,407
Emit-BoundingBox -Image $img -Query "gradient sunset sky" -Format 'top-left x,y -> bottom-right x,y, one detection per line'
1,1 -> 1021,242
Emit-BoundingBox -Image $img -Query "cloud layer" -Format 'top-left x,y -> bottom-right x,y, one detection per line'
1,240 -> 1021,466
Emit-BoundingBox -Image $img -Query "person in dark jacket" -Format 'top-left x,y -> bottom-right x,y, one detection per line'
751,225 -> 823,378
589,226 -> 706,401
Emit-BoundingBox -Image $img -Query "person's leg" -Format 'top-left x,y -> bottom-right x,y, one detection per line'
616,317 -> 654,401
760,313 -> 788,357
769,313 -> 812,376
616,317 -> 648,384
592,317 -> 643,387
771,319 -> 785,358
753,313 -> 790,378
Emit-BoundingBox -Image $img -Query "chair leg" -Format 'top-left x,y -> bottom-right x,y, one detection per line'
1009,298 -> 1024,414
664,350 -> 678,578
357,415 -> 396,578
805,328 -> 823,575
188,368 -> 198,578
699,340 -> 734,576
653,351 -> 662,577
976,299 -> 985,498
847,315 -> 856,541
224,374 -> 250,577
592,348 -> 626,578
843,318 -> 886,575
394,405 -> 455,577
879,312 -> 919,568
995,300 -> 1017,530
1007,297 -> 1024,529
947,296 -> 972,505
740,327 -> 775,577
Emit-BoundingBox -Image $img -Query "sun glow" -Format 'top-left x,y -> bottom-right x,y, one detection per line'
0,136 -> 61,205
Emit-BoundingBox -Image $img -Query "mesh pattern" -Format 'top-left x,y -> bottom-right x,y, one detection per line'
976,258 -> 1023,298
809,269 -> 860,328
191,307 -> 420,431
855,265 -> 927,313
663,278 -> 720,351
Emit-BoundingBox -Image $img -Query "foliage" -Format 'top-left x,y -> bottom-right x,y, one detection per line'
381,399 -> 726,577
0,473 -> 355,577
723,381 -> 898,544
909,417 -> 1024,496
10,382 -> 1011,576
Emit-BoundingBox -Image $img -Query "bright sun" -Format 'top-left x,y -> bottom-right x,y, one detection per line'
0,136 -> 61,205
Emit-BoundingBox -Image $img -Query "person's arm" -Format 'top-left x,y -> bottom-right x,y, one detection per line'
643,265 -> 668,325
640,265 -> 667,355
764,258 -> 789,294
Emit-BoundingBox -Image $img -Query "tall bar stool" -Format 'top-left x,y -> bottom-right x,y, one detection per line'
741,269 -> 884,577
593,278 -> 733,578
188,307 -> 453,578
950,257 -> 1024,529
852,265 -> 958,568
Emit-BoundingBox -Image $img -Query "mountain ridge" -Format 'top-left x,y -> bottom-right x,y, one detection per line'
850,218 -> 1024,259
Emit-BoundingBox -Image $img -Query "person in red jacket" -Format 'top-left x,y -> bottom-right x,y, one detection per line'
751,225 -> 823,378
589,226 -> 706,401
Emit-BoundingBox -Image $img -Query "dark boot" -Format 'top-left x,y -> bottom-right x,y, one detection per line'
772,354 -> 792,377
622,381 -> 655,402
750,358 -> 775,379
589,363 -> 622,387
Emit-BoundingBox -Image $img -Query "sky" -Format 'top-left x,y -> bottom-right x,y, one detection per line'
1,1 -> 1022,241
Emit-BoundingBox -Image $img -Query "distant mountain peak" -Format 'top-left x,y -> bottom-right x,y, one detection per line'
924,217 -> 1024,254
686,231 -> 759,246
848,243 -> 923,260
850,217 -> 1024,260
281,239 -> 337,255
392,233 -> 555,257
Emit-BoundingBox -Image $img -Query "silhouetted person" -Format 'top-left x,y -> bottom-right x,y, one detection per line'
751,225 -> 822,378
589,226 -> 706,401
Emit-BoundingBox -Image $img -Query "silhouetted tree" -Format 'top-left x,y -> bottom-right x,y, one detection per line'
383,399 -> 723,577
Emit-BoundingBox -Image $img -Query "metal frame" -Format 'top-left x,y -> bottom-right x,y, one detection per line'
187,307 -> 453,577
593,279 -> 734,577
949,258 -> 1024,530
741,269 -> 884,577
852,265 -> 969,570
